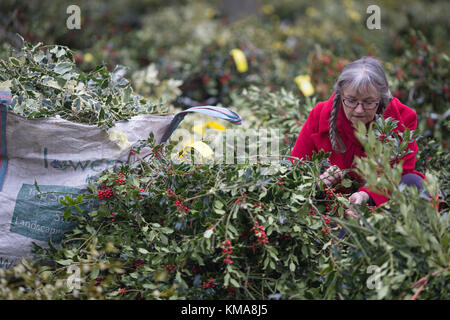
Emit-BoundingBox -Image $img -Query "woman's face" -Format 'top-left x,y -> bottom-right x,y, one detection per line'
341,86 -> 380,125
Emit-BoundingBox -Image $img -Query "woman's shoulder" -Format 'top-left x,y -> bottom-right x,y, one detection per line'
306,93 -> 335,132
309,100 -> 327,117
310,92 -> 335,117
384,97 -> 417,128
304,101 -> 326,133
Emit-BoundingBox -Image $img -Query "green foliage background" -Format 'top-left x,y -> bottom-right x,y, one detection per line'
0,0 -> 448,300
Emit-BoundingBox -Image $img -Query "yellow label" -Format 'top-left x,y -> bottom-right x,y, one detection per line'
193,121 -> 226,135
108,129 -> 131,151
179,139 -> 214,160
230,49 -> 248,73
189,141 -> 214,158
294,75 -> 315,97
205,121 -> 226,130
84,53 -> 94,63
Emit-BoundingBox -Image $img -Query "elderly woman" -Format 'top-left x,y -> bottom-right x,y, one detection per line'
289,56 -> 426,217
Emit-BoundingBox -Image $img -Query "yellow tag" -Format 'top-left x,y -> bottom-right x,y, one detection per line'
189,141 -> 214,158
294,75 -> 315,97
193,121 -> 226,135
230,49 -> 248,73
175,138 -> 194,160
84,53 -> 94,63
205,121 -> 226,130
179,139 -> 214,160
108,129 -> 131,151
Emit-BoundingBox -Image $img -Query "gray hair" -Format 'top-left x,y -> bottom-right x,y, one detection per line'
329,56 -> 393,153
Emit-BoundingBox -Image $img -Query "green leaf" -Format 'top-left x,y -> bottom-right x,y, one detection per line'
214,208 -> 226,215
341,179 -> 352,188
263,256 -> 270,269
108,290 -> 120,297
214,200 -> 224,209
65,195 -> 75,206
88,210 -> 98,217
377,286 -> 389,299
224,273 -> 230,287
90,267 -> 100,280
76,194 -> 84,203
63,208 -> 72,220
33,51 -> 45,63
55,259 -> 72,266
161,227 -> 174,234
86,226 -> 96,235
228,224 -> 238,237
54,62 -> 73,75
56,48 -> 66,58
9,57 -> 21,67
289,262 -> 296,272
160,234 -> 168,245
269,260 -> 276,269
34,180 -> 41,193
230,278 -> 240,288
293,193 -> 305,202
310,221 -> 322,230
204,229 -> 213,239
138,248 -> 149,254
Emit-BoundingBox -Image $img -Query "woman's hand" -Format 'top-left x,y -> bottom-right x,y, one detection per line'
345,191 -> 370,218
317,165 -> 343,188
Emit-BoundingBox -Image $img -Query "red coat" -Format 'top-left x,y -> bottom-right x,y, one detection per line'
289,92 -> 425,207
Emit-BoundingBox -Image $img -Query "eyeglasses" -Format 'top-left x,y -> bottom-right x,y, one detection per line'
342,97 -> 380,110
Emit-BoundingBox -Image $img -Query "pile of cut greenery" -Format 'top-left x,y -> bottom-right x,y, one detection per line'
0,100 -> 448,300
0,37 -> 167,129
